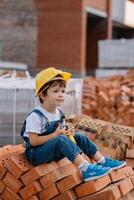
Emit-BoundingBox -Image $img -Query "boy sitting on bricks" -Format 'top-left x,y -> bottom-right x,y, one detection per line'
20,67 -> 126,182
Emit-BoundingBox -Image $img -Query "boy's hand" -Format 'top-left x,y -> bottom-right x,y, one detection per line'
54,125 -> 66,136
65,127 -> 75,135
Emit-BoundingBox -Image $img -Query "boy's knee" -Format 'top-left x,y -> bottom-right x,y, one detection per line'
56,134 -> 69,142
75,132 -> 86,140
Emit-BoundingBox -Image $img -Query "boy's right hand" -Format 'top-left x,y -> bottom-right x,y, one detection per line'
54,125 -> 66,137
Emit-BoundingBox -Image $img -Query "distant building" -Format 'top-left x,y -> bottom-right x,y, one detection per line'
0,0 -> 134,77
35,0 -> 134,76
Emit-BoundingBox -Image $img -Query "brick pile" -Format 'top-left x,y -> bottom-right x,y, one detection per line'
79,127 -> 131,161
82,70 -> 134,127
0,145 -> 134,199
126,144 -> 134,169
67,114 -> 132,161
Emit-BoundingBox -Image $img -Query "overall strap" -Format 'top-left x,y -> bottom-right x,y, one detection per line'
57,108 -> 65,124
33,109 -> 49,124
21,108 -> 65,140
20,109 -> 49,140
35,108 -> 65,122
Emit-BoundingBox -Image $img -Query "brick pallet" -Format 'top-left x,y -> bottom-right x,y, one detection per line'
0,145 -> 134,200
82,70 -> 134,127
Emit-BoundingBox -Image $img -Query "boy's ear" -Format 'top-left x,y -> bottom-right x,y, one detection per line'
40,92 -> 46,99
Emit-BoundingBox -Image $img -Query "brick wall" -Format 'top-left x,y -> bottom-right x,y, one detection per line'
0,0 -> 37,71
35,0 -> 86,77
84,0 -> 107,11
0,0 -> 111,76
35,0 -> 110,77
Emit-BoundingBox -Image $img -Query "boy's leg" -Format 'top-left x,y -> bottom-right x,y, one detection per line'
74,132 -> 99,158
26,134 -> 111,181
26,134 -> 82,165
74,132 -> 126,170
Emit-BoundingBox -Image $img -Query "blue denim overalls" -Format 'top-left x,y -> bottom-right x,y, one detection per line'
20,109 -> 98,166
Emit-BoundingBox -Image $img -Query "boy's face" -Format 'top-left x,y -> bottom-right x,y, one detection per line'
42,84 -> 66,107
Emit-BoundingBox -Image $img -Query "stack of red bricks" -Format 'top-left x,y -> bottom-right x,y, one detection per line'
126,144 -> 134,169
82,70 -> 134,127
1,145 -> 134,199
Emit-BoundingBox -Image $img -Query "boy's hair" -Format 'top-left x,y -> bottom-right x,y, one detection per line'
39,76 -> 66,104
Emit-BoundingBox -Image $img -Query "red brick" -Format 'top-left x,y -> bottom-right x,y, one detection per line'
40,168 -> 62,188
127,190 -> 134,200
109,166 -> 134,182
28,196 -> 39,200
0,145 -> 23,157
126,158 -> 134,168
19,181 -> 42,200
0,180 -> 5,194
130,175 -> 134,186
0,155 -> 10,168
3,172 -> 23,193
126,150 -> 134,158
121,192 -> 134,200
2,145 -> 14,153
57,158 -> 71,167
52,189 -> 77,200
21,166 -> 45,186
74,175 -> 111,198
6,154 -> 32,178
0,165 -> 6,179
122,136 -> 131,148
39,161 -> 58,174
56,172 -> 82,192
1,187 -> 21,200
129,144 -> 134,149
58,162 -> 78,179
78,185 -> 121,200
39,183 -> 59,200
118,178 -> 133,196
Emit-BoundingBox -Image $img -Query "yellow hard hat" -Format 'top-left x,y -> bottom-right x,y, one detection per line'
35,67 -> 72,96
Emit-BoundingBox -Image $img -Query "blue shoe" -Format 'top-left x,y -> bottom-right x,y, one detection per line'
82,164 -> 111,182
99,157 -> 126,170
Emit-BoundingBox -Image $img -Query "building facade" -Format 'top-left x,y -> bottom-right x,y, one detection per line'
0,0 -> 134,76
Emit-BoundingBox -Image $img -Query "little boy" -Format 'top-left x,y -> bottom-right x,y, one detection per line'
21,67 -> 126,182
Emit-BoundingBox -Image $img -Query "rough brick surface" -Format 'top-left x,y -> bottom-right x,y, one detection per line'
21,161 -> 58,185
0,180 -> 5,194
78,185 -> 121,200
1,187 -> 22,200
126,159 -> 134,168
19,181 -> 42,199
0,144 -> 134,199
74,175 -> 111,198
118,178 -> 133,196
6,154 -> 32,178
56,172 -> 82,192
39,183 -> 59,200
27,196 -> 39,200
109,166 -> 134,182
0,165 -> 7,180
82,73 -> 134,127
52,190 -> 77,200
126,150 -> 134,159
39,168 -> 62,188
58,162 -> 78,179
3,172 -> 23,193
